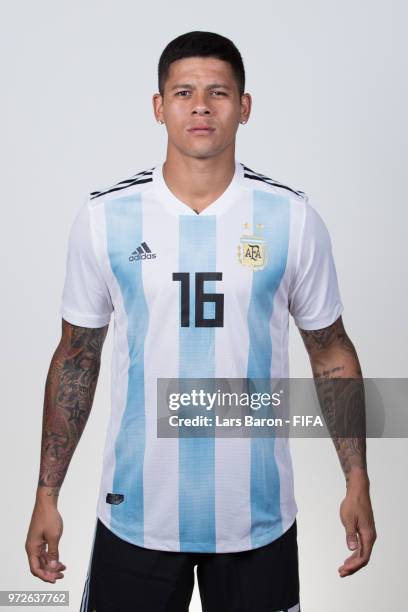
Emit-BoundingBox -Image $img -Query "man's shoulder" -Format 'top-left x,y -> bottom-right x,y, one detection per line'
88,166 -> 155,206
241,163 -> 306,204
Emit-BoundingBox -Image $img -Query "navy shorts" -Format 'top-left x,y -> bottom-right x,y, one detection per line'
80,518 -> 300,612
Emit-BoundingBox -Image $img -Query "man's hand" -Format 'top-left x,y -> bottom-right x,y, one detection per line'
25,491 -> 66,583
338,478 -> 377,577
26,320 -> 108,582
299,317 -> 377,577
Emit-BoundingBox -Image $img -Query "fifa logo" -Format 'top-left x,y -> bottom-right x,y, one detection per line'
237,222 -> 267,271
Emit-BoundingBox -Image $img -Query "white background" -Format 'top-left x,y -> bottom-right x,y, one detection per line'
1,1 -> 407,610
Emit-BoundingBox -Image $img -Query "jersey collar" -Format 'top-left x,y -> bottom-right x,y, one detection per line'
152,159 -> 244,217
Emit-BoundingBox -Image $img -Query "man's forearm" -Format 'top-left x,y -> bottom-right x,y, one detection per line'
299,317 -> 368,489
37,320 -> 108,500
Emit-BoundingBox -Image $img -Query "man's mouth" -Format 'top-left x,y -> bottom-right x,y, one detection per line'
187,126 -> 216,133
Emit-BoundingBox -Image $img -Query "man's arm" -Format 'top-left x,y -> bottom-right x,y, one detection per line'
25,318 -> 109,583
299,315 -> 377,577
38,318 -> 108,491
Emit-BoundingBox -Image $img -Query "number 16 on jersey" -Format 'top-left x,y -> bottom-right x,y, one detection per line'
172,272 -> 224,327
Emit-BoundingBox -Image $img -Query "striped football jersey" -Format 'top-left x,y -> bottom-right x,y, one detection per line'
60,160 -> 343,552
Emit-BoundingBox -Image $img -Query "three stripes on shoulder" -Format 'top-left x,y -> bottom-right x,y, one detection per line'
90,169 -> 154,200
243,165 -> 305,198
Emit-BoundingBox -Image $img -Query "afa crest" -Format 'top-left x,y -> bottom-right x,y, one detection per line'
237,222 -> 267,271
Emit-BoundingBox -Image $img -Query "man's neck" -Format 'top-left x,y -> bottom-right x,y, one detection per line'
162,149 -> 236,213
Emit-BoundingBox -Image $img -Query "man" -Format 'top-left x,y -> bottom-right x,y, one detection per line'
25,31 -> 377,612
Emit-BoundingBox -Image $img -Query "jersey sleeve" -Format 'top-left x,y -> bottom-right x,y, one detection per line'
60,198 -> 113,328
288,197 -> 344,330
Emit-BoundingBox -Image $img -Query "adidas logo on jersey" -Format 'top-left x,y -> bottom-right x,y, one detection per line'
129,241 -> 157,261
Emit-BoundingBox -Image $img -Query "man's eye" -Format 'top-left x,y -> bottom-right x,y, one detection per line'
175,91 -> 191,96
211,91 -> 227,96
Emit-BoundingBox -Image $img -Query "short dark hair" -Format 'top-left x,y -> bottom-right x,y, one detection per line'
158,31 -> 245,96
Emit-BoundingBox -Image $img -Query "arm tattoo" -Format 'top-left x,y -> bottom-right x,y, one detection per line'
38,320 -> 108,489
299,316 -> 367,484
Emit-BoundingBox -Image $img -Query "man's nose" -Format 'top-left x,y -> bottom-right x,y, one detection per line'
191,92 -> 211,115
192,107 -> 211,115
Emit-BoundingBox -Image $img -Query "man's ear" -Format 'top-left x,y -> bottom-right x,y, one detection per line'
152,93 -> 164,123
240,92 -> 252,124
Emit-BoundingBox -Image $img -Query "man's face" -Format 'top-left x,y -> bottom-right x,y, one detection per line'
153,57 -> 251,160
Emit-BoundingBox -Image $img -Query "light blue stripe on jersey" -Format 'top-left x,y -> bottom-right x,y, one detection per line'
105,194 -> 147,544
247,190 -> 290,548
178,215 -> 216,552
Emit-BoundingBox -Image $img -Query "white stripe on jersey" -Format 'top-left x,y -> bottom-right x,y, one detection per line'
141,202 -> 181,549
